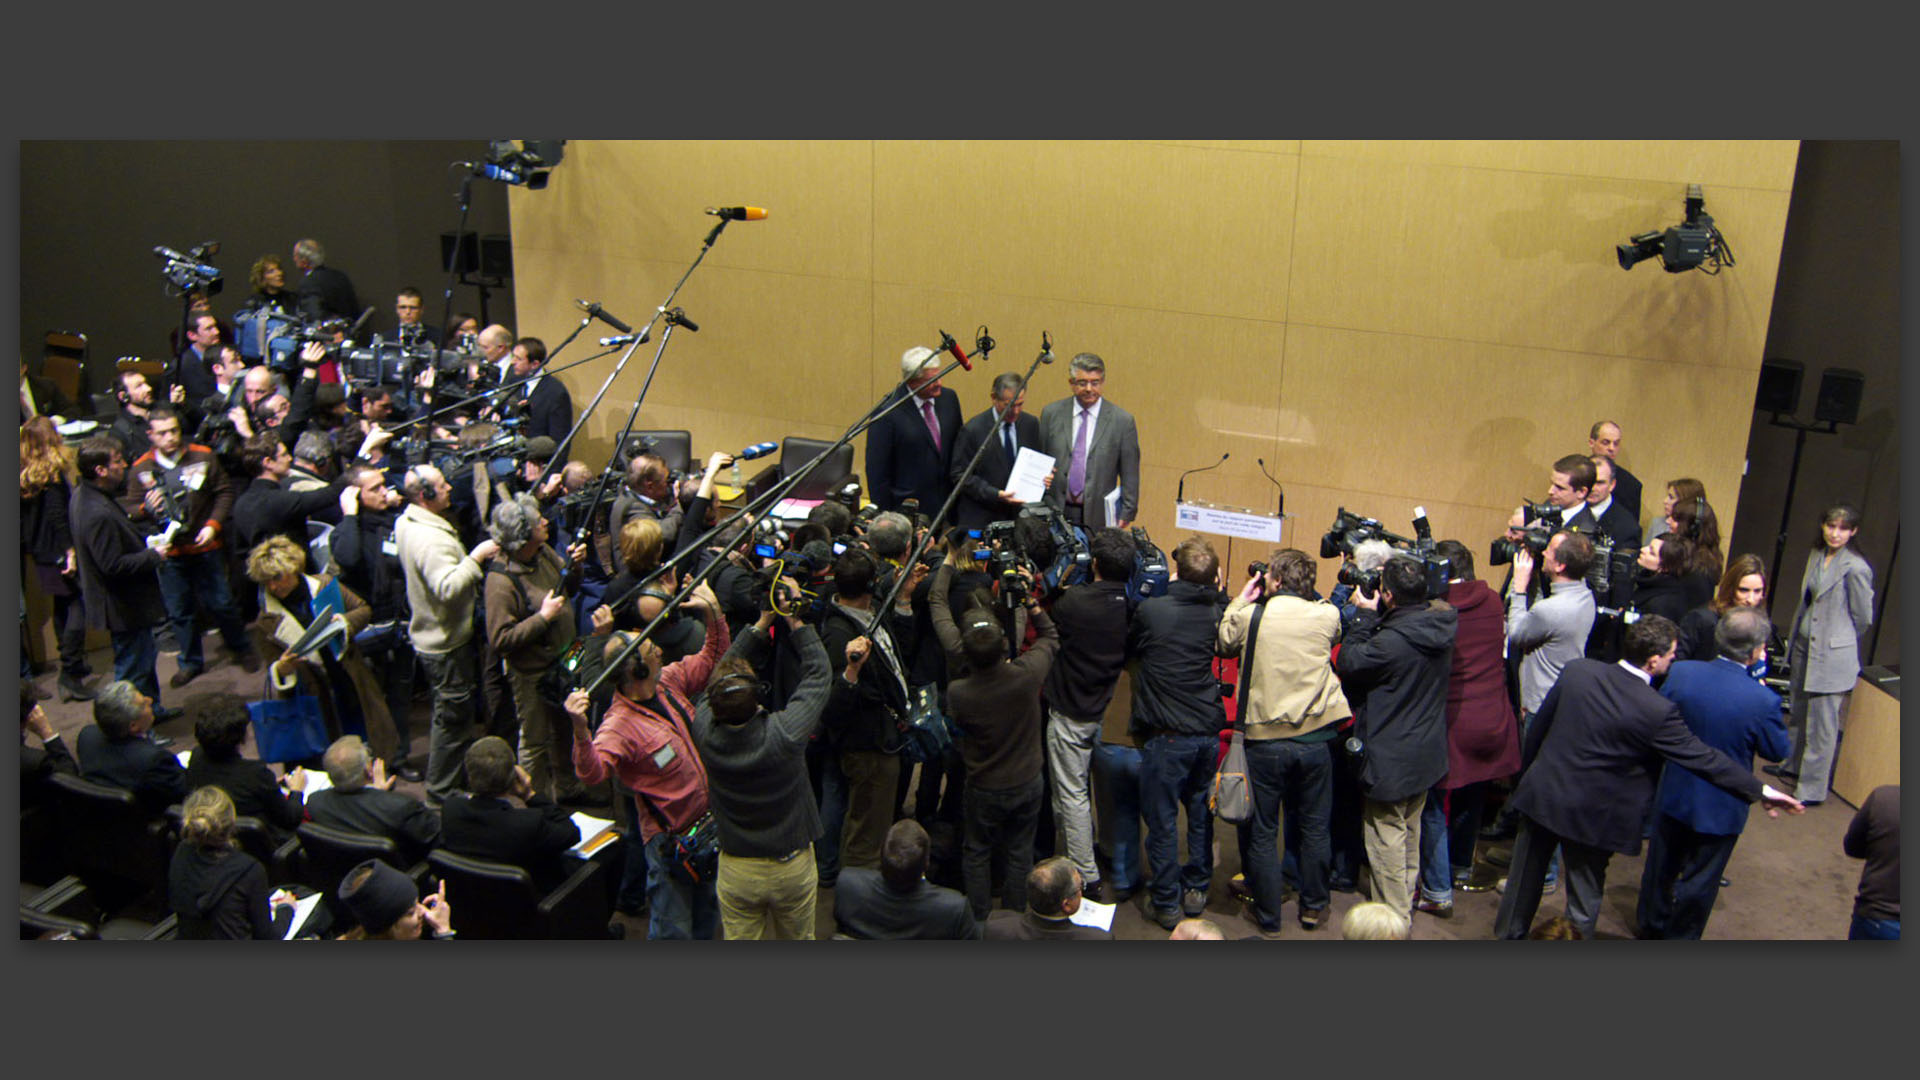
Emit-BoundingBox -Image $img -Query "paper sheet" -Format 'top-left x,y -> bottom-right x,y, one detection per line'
1103,484 -> 1124,525
567,812 -> 620,859
283,892 -> 324,939
1007,448 -> 1057,504
289,769 -> 332,797
175,750 -> 192,768
1068,898 -> 1117,932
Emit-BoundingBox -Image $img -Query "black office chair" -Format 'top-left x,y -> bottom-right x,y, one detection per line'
21,906 -> 98,940
743,436 -> 857,504
48,773 -> 177,918
295,822 -> 431,934
632,430 -> 693,475
161,806 -> 301,887
426,849 -> 610,940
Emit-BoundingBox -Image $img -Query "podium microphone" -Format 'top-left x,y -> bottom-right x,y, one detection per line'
1177,452 -> 1229,504
1256,457 -> 1284,517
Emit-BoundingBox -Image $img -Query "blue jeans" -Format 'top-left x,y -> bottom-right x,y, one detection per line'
644,830 -> 719,940
1140,732 -> 1218,914
1849,916 -> 1900,940
1092,741 -> 1144,891
155,550 -> 252,674
1239,736 -> 1332,927
1418,784 -> 1454,904
111,626 -> 160,705
809,739 -> 848,883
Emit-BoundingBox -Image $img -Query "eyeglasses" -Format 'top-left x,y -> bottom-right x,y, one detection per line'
1069,378 -> 1103,388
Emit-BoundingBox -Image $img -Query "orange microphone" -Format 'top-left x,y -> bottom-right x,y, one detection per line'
704,206 -> 768,221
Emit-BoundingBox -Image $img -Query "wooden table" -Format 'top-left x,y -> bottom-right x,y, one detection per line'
1832,671 -> 1900,809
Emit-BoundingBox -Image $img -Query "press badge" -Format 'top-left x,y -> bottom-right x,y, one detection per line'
652,744 -> 676,768
382,537 -> 399,557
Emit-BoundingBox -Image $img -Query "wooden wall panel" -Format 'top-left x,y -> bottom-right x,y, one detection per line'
511,140 -> 1794,563
872,141 -> 1299,322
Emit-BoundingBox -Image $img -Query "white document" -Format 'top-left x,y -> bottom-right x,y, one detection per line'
1067,898 -> 1117,932
1007,448 -> 1056,504
284,892 -> 324,939
1103,484 -> 1124,524
290,769 -> 332,797
567,812 -> 620,859
175,750 -> 192,768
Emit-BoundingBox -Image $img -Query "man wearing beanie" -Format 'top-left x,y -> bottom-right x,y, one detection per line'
337,858 -> 455,939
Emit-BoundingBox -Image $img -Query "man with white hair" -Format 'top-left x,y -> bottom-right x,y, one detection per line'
305,736 -> 441,862
1040,352 -> 1141,531
395,460 -> 501,805
291,237 -> 361,323
865,345 -> 964,513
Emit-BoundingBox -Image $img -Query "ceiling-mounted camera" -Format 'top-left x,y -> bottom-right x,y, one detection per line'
473,140 -> 567,189
1617,184 -> 1736,274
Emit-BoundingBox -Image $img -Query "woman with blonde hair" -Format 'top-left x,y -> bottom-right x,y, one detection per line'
167,785 -> 295,939
1341,901 -> 1410,940
245,534 -> 399,767
19,416 -> 95,701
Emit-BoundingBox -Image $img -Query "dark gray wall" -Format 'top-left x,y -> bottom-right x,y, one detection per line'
20,140 -> 518,396
1728,140 -> 1900,668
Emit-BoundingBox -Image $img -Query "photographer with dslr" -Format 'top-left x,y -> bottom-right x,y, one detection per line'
819,549 -> 923,873
1334,556 -> 1456,922
1128,537 -> 1229,930
610,451 -> 683,545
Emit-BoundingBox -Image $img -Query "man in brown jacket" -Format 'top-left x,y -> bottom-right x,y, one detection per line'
483,493 -> 606,802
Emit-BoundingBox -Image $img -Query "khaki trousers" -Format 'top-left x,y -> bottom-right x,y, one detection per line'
1361,793 -> 1427,918
717,845 -> 818,940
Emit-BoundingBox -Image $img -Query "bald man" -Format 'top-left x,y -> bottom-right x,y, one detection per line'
1588,420 -> 1640,524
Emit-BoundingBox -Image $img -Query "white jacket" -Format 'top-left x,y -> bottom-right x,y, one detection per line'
395,502 -> 484,654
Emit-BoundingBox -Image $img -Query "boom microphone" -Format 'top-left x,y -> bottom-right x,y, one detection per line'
735,442 -> 778,461
938,330 -> 972,372
704,206 -> 768,221
665,308 -> 700,332
598,331 -> 651,347
1039,330 -> 1055,363
575,299 -> 634,334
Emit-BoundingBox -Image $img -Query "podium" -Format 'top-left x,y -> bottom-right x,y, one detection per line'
1173,500 -> 1288,546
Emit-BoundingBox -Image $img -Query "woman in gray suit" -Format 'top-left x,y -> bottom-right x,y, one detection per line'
1776,505 -> 1875,805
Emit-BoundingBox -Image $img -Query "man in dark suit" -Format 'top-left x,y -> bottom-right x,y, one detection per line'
508,336 -> 573,444
22,699 -> 79,813
389,287 -> 441,348
1635,607 -> 1788,939
306,736 -> 442,864
948,372 -> 1044,532
1040,352 -> 1141,531
865,345 -> 963,514
1588,420 -> 1641,525
440,736 -> 581,891
75,680 -> 187,812
291,238 -> 362,322
174,312 -> 223,403
982,857 -> 1112,940
70,437 -> 178,720
832,820 -> 979,939
1493,615 -> 1803,939
230,431 -> 351,558
1544,453 -> 1598,534
1583,456 -> 1642,550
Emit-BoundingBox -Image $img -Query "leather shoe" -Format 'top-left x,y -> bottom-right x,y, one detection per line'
1083,878 -> 1115,905
1298,905 -> 1328,931
1761,763 -> 1798,780
59,674 -> 96,702
151,706 -> 184,725
169,667 -> 202,689
1151,906 -> 1183,931
390,762 -> 424,784
1182,888 -> 1207,917
1414,897 -> 1454,919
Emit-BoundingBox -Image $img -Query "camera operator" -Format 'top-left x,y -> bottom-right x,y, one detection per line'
819,549 -> 923,874
1219,548 -> 1351,935
287,430 -> 336,493
483,493 -> 605,806
1037,527 -> 1136,903
389,287 -> 440,348
609,451 -> 682,545
333,463 -> 423,783
1127,536 -> 1228,931
229,429 -> 365,559
1333,556 -> 1456,922
358,384 -> 409,425
203,344 -> 249,416
927,551 -> 1059,921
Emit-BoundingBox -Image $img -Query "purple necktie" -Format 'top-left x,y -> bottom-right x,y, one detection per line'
921,398 -> 942,452
1068,407 -> 1089,499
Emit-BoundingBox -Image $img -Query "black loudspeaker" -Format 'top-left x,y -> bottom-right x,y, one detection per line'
480,235 -> 514,279
440,231 -> 479,275
1754,358 -> 1803,415
1814,367 -> 1865,425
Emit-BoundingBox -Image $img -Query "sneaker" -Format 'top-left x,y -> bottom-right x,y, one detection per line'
1493,876 -> 1557,897
1181,888 -> 1207,917
1298,906 -> 1328,931
1256,923 -> 1285,941
1414,897 -> 1454,919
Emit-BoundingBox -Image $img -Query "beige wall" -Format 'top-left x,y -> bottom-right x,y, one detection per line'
509,140 -> 1797,593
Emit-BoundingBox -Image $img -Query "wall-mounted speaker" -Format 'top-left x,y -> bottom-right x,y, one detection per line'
1813,367 -> 1865,425
1754,358 -> 1803,415
440,231 -> 479,275
480,234 -> 513,279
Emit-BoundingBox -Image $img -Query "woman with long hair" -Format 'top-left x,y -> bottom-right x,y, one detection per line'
1772,505 -> 1875,806
19,417 -> 95,701
1648,477 -> 1707,542
167,785 -> 296,939
1676,554 -> 1769,662
1629,535 -> 1694,626
1664,496 -> 1724,608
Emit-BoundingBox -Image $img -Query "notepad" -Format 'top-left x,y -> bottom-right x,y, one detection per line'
284,892 -> 324,940
1068,898 -> 1116,932
567,812 -> 620,858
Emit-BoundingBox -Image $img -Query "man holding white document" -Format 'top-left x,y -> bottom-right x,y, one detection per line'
949,372 -> 1046,532
1041,352 -> 1140,531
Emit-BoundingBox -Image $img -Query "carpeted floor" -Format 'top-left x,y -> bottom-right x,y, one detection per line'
26,640 -> 1869,941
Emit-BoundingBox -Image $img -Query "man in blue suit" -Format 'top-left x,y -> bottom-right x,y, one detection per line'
1635,606 -> 1788,939
865,346 -> 963,514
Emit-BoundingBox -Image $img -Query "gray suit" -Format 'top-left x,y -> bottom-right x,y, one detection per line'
1039,397 -> 1141,530
1783,546 -> 1874,802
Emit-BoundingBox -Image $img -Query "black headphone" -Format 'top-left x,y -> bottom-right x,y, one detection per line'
611,631 -> 653,684
1683,496 -> 1705,541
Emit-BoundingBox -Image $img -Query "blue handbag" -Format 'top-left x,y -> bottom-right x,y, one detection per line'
247,673 -> 330,765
